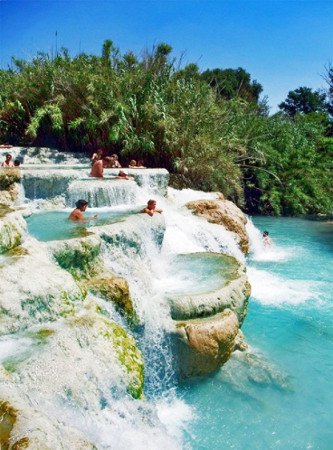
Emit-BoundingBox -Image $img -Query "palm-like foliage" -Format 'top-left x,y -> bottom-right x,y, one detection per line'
0,40 -> 332,215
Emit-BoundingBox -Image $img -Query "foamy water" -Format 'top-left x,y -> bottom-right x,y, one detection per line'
247,267 -> 323,306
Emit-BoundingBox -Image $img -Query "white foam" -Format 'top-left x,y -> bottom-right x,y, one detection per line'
248,267 -> 322,306
0,336 -> 34,362
156,396 -> 195,442
167,187 -> 218,206
246,217 -> 291,262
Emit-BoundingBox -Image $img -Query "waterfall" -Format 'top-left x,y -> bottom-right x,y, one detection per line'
1,151 -> 254,448
22,168 -> 84,199
67,179 -> 139,208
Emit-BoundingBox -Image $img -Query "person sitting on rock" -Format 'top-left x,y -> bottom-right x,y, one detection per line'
103,156 -> 116,168
91,149 -> 103,165
142,199 -> 163,216
89,159 -> 104,178
128,159 -> 137,168
69,199 -> 97,222
1,153 -> 14,167
111,154 -> 122,168
262,230 -> 272,247
137,159 -> 146,168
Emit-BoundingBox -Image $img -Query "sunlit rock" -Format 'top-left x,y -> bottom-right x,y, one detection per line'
0,207 -> 26,254
1,307 -> 144,405
186,199 -> 250,254
168,253 -> 251,377
172,309 -> 239,377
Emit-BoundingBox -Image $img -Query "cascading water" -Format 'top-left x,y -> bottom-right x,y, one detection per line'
67,179 -> 140,208
2,148 -> 331,449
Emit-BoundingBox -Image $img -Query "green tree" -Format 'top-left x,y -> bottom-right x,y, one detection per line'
279,86 -> 328,117
201,67 -> 263,103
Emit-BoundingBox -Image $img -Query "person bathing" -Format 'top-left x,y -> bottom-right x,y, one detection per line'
1,153 -> 14,167
262,230 -> 272,247
142,199 -> 163,216
91,149 -> 103,165
90,159 -> 104,178
68,200 -> 97,222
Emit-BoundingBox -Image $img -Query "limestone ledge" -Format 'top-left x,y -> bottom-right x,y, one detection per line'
169,253 -> 251,324
0,306 -> 144,447
0,394 -> 96,449
186,198 -> 250,254
47,234 -> 102,279
84,273 -> 138,325
168,253 -> 251,378
91,212 -> 165,255
0,236 -> 84,335
46,231 -> 138,324
0,206 -> 27,254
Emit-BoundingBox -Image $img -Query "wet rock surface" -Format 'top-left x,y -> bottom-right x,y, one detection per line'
186,199 -> 250,254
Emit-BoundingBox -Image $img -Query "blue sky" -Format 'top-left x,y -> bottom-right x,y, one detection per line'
0,0 -> 332,111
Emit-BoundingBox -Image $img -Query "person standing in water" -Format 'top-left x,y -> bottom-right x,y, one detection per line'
142,199 -> 163,216
69,200 -> 97,222
263,230 -> 272,247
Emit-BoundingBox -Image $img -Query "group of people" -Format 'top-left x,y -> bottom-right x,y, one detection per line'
1,153 -> 21,167
90,149 -> 146,179
69,199 -> 162,222
2,149 -> 272,244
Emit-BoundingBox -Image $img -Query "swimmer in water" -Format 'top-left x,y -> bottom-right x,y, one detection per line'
69,199 -> 98,222
262,230 -> 272,247
142,199 -> 163,216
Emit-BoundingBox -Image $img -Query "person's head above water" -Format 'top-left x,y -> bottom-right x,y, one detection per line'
14,159 -> 21,167
118,170 -> 128,177
147,199 -> 157,209
263,231 -> 269,237
75,199 -> 88,211
5,153 -> 12,162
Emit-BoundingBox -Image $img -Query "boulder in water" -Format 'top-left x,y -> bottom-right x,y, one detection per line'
173,309 -> 239,377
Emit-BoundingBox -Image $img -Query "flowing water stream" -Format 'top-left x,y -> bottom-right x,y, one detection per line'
1,150 -> 332,449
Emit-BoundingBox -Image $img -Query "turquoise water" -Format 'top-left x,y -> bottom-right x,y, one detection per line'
26,209 -> 132,241
162,253 -> 235,296
180,217 -> 333,450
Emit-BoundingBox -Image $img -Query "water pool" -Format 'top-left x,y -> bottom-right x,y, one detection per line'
158,253 -> 236,297
26,209 -> 135,241
179,217 -> 333,450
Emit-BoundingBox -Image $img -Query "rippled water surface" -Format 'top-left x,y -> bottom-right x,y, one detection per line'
26,208 -> 135,241
180,217 -> 333,450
